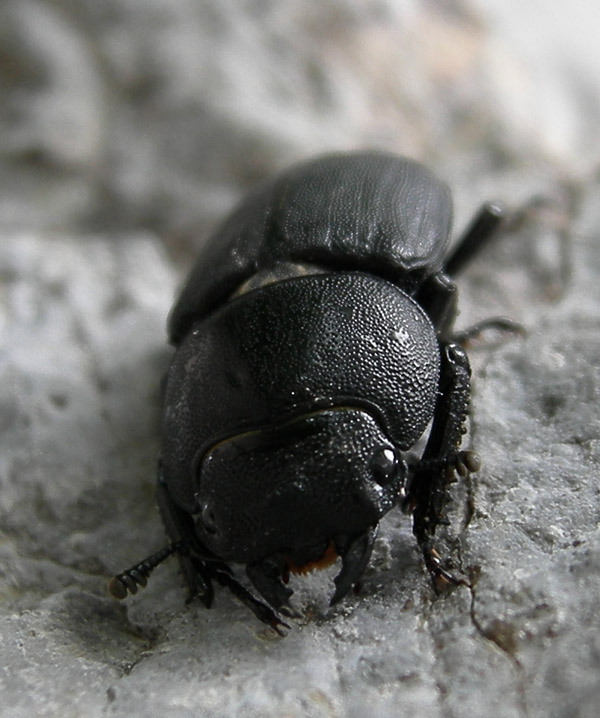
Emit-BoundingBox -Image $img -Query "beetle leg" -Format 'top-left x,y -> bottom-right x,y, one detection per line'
407,342 -> 474,588
415,271 -> 457,336
420,538 -> 469,592
418,273 -> 524,347
330,527 -> 378,605
452,317 -> 525,347
212,566 -> 290,635
443,201 -> 507,277
156,468 -> 292,629
418,203 -> 509,337
246,556 -> 299,617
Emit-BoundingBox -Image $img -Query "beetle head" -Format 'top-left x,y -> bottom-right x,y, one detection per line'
194,408 -> 406,567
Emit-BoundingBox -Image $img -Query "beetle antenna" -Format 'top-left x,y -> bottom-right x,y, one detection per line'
107,542 -> 185,599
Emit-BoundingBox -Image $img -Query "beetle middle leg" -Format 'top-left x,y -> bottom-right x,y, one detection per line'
444,201 -> 507,277
404,342 -> 474,589
417,201 -> 524,343
415,202 -> 507,335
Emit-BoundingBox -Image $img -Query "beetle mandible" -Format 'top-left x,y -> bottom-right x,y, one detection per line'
109,151 -> 513,632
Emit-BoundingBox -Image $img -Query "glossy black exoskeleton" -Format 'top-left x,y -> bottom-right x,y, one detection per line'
109,151 -> 511,632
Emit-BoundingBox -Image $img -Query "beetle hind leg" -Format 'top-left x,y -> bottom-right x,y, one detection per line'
452,317 -> 525,348
444,201 -> 507,277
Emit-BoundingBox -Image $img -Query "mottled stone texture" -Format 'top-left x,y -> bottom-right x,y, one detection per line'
1,1 -> 599,717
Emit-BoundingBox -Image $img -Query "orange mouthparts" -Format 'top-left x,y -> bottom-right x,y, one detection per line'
286,540 -> 338,575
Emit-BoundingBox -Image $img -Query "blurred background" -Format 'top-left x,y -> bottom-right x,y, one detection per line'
1,0 -> 598,252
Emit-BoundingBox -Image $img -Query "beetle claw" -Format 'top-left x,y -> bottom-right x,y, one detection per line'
269,616 -> 292,637
278,604 -> 303,619
330,527 -> 378,605
421,541 -> 469,592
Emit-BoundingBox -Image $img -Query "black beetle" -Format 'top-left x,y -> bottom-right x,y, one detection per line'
109,151 -> 514,632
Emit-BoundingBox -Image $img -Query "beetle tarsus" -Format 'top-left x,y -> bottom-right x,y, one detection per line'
451,449 -> 481,477
278,604 -> 303,620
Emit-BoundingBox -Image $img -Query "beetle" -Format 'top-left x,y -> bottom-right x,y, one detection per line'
108,151 -> 514,632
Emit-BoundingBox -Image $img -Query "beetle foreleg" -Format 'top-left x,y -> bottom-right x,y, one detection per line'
420,538 -> 469,592
246,557 -> 298,616
407,342 -> 475,588
330,527 -> 378,605
213,567 -> 291,635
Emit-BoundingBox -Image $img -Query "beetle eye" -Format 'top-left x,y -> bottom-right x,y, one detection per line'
371,447 -> 400,486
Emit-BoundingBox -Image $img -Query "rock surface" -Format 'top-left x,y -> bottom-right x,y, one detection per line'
1,2 -> 599,717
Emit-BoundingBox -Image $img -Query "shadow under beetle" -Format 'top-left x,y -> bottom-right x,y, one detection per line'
109,151 -> 514,632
